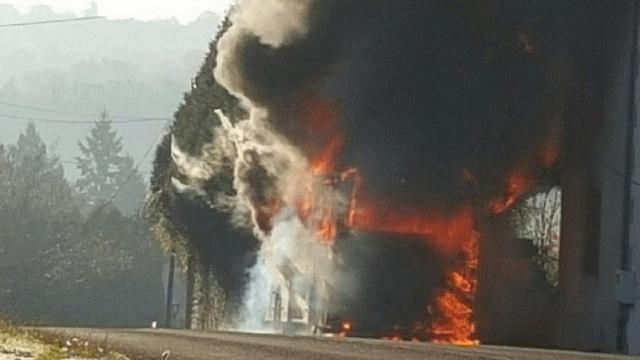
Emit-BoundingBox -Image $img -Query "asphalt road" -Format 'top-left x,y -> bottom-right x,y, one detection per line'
38,328 -> 637,360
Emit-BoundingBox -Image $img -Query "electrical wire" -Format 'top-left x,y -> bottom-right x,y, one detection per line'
0,16 -> 104,28
0,100 -> 172,122
0,100 -> 100,118
0,111 -> 170,124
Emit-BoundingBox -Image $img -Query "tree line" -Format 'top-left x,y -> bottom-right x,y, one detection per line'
0,113 -> 164,326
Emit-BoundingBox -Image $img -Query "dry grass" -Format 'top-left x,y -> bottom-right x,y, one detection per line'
0,319 -> 127,360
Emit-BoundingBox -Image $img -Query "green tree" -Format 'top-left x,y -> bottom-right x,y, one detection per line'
40,204 -> 165,327
76,110 -> 146,214
0,123 -> 163,325
148,15 -> 258,328
0,123 -> 81,319
2,123 -> 78,261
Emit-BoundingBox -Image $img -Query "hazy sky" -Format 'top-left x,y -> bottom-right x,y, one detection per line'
2,0 -> 234,23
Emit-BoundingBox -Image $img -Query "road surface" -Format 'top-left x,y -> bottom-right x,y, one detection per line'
38,328 -> 637,360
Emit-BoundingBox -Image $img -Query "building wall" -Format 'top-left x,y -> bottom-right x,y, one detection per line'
559,1 -> 640,354
625,0 -> 640,352
596,1 -> 633,352
596,1 -> 640,353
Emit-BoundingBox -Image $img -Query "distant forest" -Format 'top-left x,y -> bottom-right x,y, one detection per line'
0,3 -> 221,179
0,3 -> 224,326
0,119 -> 163,326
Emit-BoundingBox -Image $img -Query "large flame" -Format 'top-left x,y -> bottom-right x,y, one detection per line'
431,224 -> 479,345
349,200 -> 480,344
283,92 -> 559,345
291,93 -> 482,344
290,93 -> 346,245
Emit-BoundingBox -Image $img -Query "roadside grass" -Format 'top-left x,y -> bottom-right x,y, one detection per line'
0,319 -> 127,360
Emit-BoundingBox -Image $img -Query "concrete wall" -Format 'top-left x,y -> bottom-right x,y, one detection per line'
595,1 -> 640,353
625,0 -> 640,352
595,1 -> 633,352
559,1 -> 640,354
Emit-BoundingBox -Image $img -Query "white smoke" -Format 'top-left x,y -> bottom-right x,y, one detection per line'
231,0 -> 311,47
169,111 -> 338,334
214,108 -> 338,331
170,122 -> 252,226
239,208 -> 310,330
171,136 -> 215,181
210,0 -> 339,332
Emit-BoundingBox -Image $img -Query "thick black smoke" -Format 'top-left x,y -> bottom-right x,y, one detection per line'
215,0 -> 581,214
206,0 -> 596,337
331,231 -> 446,336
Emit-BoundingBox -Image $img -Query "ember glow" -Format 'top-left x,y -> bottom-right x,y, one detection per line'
338,321 -> 353,337
540,129 -> 561,169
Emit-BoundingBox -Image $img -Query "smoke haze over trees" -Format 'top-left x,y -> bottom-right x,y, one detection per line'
0,3 -> 222,179
0,1 -> 229,328
0,122 -> 163,326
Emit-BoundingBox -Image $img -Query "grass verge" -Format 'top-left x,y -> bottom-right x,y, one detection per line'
0,319 -> 127,360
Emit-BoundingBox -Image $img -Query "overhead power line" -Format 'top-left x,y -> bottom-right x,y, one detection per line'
0,100 -> 98,118
60,158 -> 151,173
0,100 -> 166,121
0,111 -> 170,124
0,16 -> 104,29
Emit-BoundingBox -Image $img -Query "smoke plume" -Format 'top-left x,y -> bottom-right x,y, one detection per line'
171,0 -> 582,338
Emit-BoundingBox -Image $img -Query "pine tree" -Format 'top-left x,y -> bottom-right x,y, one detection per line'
76,110 -> 145,213
9,123 -> 75,224
0,123 -> 80,311
0,123 -> 163,324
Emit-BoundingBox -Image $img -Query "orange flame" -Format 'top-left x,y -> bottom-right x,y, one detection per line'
294,180 -> 339,245
348,201 -> 480,344
311,135 -> 345,175
294,90 -> 483,343
299,92 -> 344,175
337,321 -> 353,337
290,93 -> 345,245
350,203 -> 478,259
488,170 -> 533,214
431,229 -> 480,345
288,93 -> 560,345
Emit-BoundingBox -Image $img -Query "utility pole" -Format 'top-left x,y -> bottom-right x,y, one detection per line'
185,256 -> 194,329
165,252 -> 176,328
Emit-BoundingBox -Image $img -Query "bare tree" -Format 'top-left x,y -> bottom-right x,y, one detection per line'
511,186 -> 561,286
